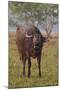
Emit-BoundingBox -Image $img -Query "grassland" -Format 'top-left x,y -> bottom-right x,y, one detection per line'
8,32 -> 58,88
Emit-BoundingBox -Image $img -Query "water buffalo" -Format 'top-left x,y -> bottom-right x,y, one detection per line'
16,24 -> 47,78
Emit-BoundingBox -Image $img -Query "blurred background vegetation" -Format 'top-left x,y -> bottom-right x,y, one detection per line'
8,1 -> 58,38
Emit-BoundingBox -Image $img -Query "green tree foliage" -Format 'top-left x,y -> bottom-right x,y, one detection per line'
8,1 -> 58,37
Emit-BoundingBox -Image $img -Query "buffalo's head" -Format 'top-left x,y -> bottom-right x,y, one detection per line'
32,34 -> 43,58
33,34 -> 43,49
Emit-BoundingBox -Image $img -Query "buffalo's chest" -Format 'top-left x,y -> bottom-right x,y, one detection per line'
24,38 -> 33,51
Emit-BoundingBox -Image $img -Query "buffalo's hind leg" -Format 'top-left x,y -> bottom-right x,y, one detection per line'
28,58 -> 31,78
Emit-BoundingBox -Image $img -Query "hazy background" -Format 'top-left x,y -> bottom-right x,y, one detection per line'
8,1 -> 58,37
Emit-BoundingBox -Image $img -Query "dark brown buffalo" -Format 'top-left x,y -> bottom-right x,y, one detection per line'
16,24 -> 47,78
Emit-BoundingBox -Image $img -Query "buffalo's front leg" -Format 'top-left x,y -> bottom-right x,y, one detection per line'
22,57 -> 26,77
37,54 -> 41,77
28,58 -> 31,78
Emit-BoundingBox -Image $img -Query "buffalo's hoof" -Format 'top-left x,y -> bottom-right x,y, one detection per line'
28,75 -> 30,78
39,73 -> 41,78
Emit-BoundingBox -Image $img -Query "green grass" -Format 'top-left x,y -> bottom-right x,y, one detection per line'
8,32 -> 58,88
